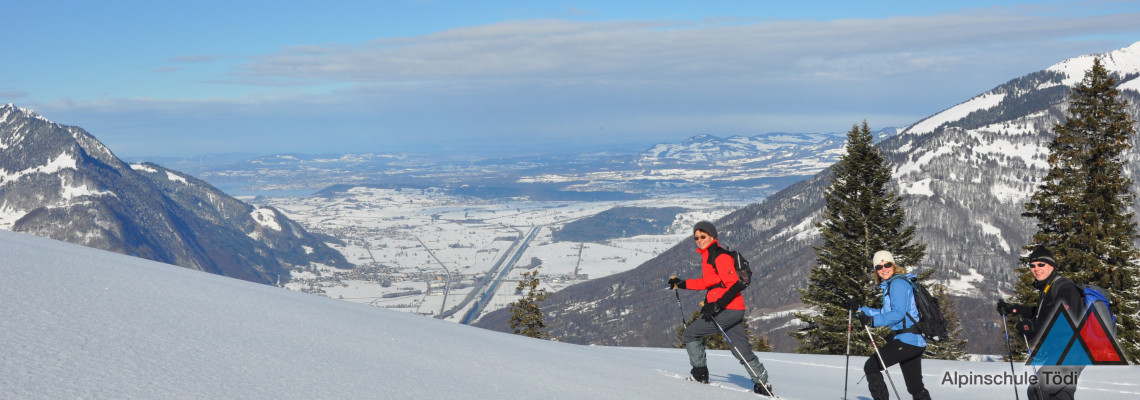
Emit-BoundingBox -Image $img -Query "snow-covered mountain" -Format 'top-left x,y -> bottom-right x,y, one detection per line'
637,130 -> 896,166
639,133 -> 843,164
0,104 -> 348,284
478,42 -> 1140,355
4,229 -> 1136,399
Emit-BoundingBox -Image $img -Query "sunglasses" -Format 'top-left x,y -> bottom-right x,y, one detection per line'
1029,262 -> 1051,269
874,262 -> 893,271
693,235 -> 709,241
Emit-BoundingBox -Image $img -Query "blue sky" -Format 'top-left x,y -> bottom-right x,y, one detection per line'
3,1 -> 1140,158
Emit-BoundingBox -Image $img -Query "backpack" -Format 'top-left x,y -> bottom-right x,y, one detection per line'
707,245 -> 752,289
1079,284 -> 1116,335
705,246 -> 753,306
889,277 -> 950,343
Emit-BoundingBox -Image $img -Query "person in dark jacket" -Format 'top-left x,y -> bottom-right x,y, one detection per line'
668,221 -> 772,396
853,250 -> 932,400
996,245 -> 1084,400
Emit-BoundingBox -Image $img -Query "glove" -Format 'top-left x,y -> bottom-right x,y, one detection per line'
997,299 -> 1027,316
700,301 -> 722,320
668,276 -> 685,290
715,295 -> 732,310
856,311 -> 873,327
845,296 -> 860,312
1016,318 -> 1032,337
996,299 -> 1011,316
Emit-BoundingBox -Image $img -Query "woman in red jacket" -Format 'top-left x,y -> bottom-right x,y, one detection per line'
668,221 -> 772,396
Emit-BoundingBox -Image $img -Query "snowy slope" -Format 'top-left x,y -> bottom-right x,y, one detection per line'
1,230 -> 1136,399
905,41 -> 1140,137
1048,41 -> 1140,88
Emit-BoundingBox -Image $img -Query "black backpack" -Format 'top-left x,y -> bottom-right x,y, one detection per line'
707,246 -> 753,301
888,276 -> 949,343
731,250 -> 752,288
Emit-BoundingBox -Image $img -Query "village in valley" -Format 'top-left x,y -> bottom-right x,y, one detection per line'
250,187 -> 740,324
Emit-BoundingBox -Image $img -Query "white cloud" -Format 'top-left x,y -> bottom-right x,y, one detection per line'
241,12 -> 1140,85
19,7 -> 1140,158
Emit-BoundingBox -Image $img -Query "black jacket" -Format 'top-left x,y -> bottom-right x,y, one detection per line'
1012,273 -> 1083,340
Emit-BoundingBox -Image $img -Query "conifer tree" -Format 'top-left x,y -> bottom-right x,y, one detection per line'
1021,58 -> 1140,362
508,270 -> 553,339
793,121 -> 929,355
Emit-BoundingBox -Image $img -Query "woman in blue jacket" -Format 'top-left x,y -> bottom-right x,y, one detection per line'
855,250 -> 931,400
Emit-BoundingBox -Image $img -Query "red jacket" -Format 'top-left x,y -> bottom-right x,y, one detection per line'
685,240 -> 745,310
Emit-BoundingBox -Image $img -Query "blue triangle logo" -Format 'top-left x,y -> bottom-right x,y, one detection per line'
1028,302 -> 1129,366
1028,305 -> 1078,366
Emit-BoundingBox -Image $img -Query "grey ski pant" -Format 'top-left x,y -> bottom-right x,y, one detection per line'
682,309 -> 767,384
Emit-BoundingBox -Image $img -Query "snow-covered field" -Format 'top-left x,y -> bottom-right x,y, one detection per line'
251,187 -> 741,323
3,230 -> 1137,399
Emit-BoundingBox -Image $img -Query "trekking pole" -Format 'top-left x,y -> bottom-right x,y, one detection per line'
844,308 -> 852,400
1001,313 -> 1020,400
712,318 -> 777,398
864,325 -> 901,400
673,286 -> 686,325
1022,335 -> 1038,375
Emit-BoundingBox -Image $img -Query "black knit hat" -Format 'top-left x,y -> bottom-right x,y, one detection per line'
1028,246 -> 1057,268
693,221 -> 717,239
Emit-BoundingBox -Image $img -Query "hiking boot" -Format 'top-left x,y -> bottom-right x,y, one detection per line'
753,382 -> 774,397
690,366 -> 709,383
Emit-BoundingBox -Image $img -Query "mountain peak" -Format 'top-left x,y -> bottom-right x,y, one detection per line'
678,133 -> 722,145
1,106 -> 348,283
1047,40 -> 1140,87
0,103 -> 48,124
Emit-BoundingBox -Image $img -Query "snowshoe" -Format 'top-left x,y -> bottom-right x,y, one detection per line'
690,366 -> 709,383
753,382 -> 774,397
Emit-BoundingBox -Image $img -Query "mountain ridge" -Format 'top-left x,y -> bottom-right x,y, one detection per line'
0,104 -> 348,284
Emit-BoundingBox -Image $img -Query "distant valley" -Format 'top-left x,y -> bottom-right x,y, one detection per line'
151,132 -> 866,324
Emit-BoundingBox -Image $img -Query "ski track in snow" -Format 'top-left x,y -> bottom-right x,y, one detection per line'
656,370 -> 753,394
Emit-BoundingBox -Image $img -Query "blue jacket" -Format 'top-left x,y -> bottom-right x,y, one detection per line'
859,274 -> 927,347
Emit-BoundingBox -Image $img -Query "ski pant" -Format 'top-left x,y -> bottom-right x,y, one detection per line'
864,339 -> 930,400
682,309 -> 768,384
1027,366 -> 1083,400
